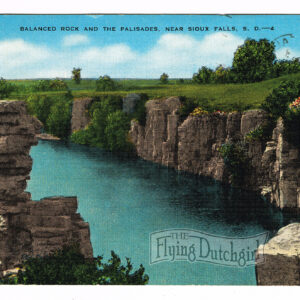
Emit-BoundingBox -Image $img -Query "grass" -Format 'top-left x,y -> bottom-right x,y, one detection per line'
8,72 -> 300,111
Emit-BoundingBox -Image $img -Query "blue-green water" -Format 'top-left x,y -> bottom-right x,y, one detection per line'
27,140 -> 270,285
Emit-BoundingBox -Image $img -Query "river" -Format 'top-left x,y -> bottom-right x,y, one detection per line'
26,140 -> 279,285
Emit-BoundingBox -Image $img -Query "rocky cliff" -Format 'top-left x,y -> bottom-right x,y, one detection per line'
129,97 -> 300,211
0,100 -> 93,275
71,98 -> 93,132
256,223 -> 300,285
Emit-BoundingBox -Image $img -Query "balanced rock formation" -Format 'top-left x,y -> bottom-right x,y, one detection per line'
256,223 -> 300,285
0,100 -> 93,275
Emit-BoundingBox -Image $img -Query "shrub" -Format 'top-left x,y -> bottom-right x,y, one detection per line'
0,78 -> 15,99
96,75 -> 117,91
261,80 -> 300,119
159,73 -> 169,84
271,58 -> 300,77
0,245 -> 149,285
244,126 -> 264,142
190,106 -> 209,117
31,79 -> 68,92
219,141 -> 249,186
232,39 -> 275,83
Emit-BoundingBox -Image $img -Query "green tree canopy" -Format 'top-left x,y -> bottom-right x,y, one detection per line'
72,67 -> 82,84
232,39 -> 276,83
159,73 -> 169,84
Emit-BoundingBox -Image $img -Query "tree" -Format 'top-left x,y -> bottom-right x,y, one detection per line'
72,68 -> 82,84
192,67 -> 213,84
96,75 -> 117,91
159,73 -> 169,84
232,39 -> 276,83
46,98 -> 72,139
105,110 -> 133,152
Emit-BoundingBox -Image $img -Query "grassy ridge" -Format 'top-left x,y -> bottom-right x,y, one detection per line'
8,72 -> 300,110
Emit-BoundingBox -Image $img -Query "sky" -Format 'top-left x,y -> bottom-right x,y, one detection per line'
1,14 -> 300,79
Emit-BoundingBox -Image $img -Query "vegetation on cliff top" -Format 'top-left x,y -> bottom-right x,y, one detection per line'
0,245 -> 149,285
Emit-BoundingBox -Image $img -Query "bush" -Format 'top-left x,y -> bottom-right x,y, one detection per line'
232,39 -> 275,83
0,245 -> 149,285
219,141 -> 249,186
96,75 -> 117,91
244,126 -> 264,142
31,79 -> 68,92
272,58 -> 300,77
261,80 -> 300,119
0,78 -> 15,99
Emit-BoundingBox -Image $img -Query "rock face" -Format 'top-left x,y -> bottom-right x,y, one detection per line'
130,97 -> 269,189
123,93 -> 141,114
261,119 -> 300,209
129,97 -> 300,211
256,223 -> 300,285
0,100 -> 93,275
71,98 -> 93,133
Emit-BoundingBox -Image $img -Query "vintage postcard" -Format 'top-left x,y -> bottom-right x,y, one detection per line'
0,14 -> 299,290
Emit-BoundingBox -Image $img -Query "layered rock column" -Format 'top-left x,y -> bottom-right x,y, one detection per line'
71,98 -> 93,133
261,119 -> 300,209
0,100 -> 93,275
130,97 -> 268,188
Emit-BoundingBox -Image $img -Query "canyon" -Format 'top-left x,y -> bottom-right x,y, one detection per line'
71,95 -> 300,285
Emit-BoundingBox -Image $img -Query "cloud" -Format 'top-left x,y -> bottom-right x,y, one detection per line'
79,44 -> 136,64
0,39 -> 51,70
130,32 -> 244,77
0,33 -> 245,78
63,34 -> 89,47
276,47 -> 300,60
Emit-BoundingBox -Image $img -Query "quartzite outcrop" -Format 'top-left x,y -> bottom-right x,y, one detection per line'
0,100 -> 93,276
256,223 -> 300,285
129,97 -> 300,210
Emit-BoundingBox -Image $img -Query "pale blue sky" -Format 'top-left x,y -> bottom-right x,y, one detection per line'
0,14 -> 299,78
